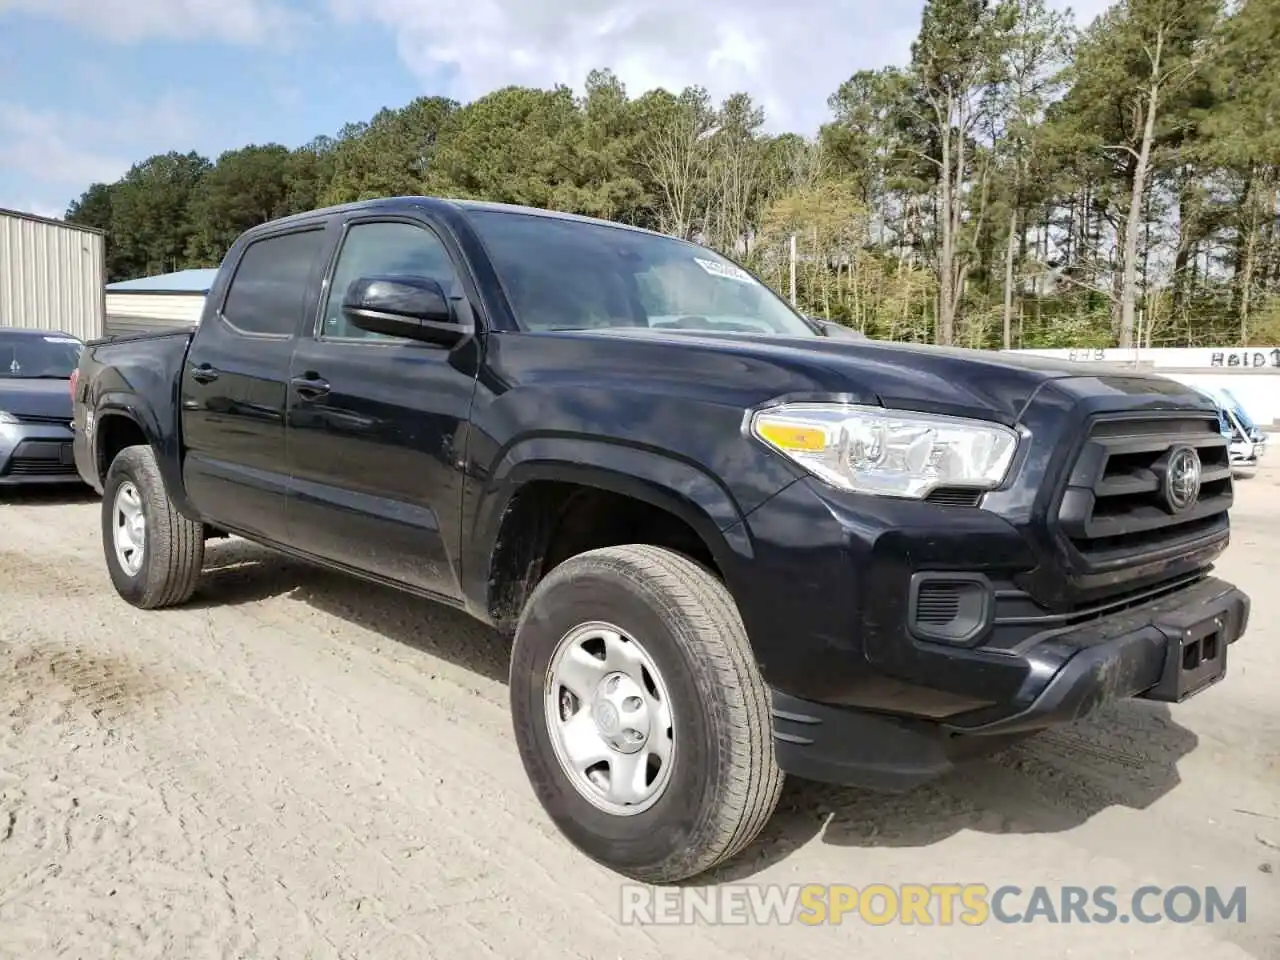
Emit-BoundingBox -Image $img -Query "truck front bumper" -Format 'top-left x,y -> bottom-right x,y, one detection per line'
726,470 -> 1252,792
0,421 -> 83,485
769,575 -> 1249,791
1230,438 -> 1265,466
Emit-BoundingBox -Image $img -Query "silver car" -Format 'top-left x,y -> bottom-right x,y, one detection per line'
0,328 -> 85,486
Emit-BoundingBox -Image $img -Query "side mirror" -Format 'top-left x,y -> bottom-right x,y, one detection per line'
341,275 -> 467,345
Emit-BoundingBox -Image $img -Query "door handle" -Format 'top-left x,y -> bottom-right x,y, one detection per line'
290,373 -> 330,399
190,363 -> 219,384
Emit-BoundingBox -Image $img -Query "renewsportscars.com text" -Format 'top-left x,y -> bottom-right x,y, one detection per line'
620,883 -> 1249,926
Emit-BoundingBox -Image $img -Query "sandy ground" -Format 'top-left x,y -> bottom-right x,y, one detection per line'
0,471 -> 1277,960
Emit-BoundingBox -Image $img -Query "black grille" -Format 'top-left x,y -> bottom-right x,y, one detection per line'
908,574 -> 993,645
1057,414 -> 1231,568
6,458 -> 77,476
13,413 -> 71,426
925,486 -> 985,507
916,582 -> 963,623
4,440 -> 76,477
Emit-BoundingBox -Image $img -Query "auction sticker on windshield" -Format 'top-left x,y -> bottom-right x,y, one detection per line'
43,336 -> 80,344
694,257 -> 757,285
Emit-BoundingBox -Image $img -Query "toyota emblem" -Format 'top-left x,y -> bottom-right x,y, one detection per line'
1163,445 -> 1202,512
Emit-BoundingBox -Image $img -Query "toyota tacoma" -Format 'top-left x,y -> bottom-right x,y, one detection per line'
71,197 -> 1251,883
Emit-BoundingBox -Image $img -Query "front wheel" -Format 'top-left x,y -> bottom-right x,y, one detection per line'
509,544 -> 783,883
102,444 -> 204,609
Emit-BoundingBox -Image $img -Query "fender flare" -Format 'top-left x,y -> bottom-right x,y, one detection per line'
93,393 -> 165,456
465,435 -> 755,617
91,395 -> 196,519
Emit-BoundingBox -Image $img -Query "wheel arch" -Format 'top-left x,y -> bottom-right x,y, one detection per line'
468,438 -> 754,633
91,397 -> 198,521
92,406 -> 151,483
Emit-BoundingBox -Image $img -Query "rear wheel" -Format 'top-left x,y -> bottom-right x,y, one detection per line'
509,544 -> 783,883
102,444 -> 204,609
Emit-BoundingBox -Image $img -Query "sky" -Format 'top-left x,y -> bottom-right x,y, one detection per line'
0,0 -> 1115,220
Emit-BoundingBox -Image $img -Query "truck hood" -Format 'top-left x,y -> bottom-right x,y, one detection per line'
556,328 -> 1204,425
0,377 -> 72,420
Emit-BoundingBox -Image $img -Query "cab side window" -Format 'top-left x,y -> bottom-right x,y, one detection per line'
321,221 -> 458,340
221,228 -> 326,336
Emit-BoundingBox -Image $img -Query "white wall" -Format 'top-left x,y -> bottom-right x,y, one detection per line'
1007,346 -> 1280,426
104,292 -> 206,338
104,292 -> 206,325
0,209 -> 106,340
1153,372 -> 1279,427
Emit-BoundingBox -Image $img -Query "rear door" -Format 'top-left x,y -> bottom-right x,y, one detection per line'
180,221 -> 332,542
283,214 -> 481,600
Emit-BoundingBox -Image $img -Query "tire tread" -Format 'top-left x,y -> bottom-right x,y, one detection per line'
518,543 -> 783,883
103,445 -> 204,609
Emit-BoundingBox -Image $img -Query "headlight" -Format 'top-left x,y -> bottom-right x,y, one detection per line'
0,411 -> 17,424
750,402 -> 1019,499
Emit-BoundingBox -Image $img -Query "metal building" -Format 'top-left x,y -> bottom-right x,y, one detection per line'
0,207 -> 106,341
104,268 -> 216,338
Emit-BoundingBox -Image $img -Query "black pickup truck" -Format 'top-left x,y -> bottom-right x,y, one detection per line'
72,197 -> 1250,883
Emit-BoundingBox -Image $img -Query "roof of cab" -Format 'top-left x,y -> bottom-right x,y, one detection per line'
238,195 -> 673,242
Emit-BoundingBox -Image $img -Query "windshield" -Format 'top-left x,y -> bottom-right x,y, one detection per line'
0,333 -> 83,379
1217,387 -> 1257,432
1224,407 -> 1249,440
1210,402 -> 1231,437
464,208 -> 816,337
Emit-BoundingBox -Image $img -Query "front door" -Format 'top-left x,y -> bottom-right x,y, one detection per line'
180,224 -> 330,542
284,216 -> 480,600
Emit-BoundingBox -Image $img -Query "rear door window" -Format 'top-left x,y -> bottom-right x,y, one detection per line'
221,228 -> 327,336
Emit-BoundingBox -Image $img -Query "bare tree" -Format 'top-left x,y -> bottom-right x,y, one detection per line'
1107,0 -> 1215,347
991,0 -> 1072,348
703,94 -> 767,255
908,0 -> 999,345
639,90 -> 716,240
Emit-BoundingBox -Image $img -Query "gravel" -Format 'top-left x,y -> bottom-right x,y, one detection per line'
1,470 -> 1277,959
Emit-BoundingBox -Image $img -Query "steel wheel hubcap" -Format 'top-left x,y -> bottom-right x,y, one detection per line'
112,481 -> 146,576
544,620 -> 675,815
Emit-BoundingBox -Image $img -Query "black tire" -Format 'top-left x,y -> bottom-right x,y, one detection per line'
102,444 -> 204,609
509,544 -> 783,883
